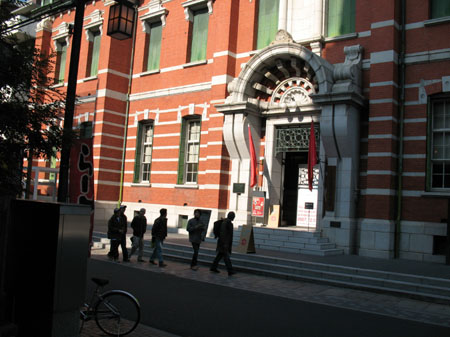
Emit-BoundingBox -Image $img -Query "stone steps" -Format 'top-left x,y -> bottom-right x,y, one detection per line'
93,232 -> 450,304
231,226 -> 344,256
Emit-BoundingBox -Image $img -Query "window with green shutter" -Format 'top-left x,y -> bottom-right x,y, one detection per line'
134,122 -> 154,183
177,118 -> 201,184
327,0 -> 355,38
146,21 -> 162,71
189,8 -> 209,62
427,96 -> 450,190
55,41 -> 67,84
256,0 -> 279,50
80,122 -> 93,139
431,0 -> 450,19
90,30 -> 101,77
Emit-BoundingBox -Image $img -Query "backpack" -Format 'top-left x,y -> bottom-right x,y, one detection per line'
213,219 -> 223,239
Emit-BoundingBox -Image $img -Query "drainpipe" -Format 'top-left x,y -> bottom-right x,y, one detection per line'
118,2 -> 138,207
394,0 -> 406,258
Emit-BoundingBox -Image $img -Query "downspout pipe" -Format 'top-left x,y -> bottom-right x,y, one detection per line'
394,0 -> 406,258
118,2 -> 138,207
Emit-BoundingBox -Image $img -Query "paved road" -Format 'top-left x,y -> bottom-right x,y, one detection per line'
85,258 -> 450,337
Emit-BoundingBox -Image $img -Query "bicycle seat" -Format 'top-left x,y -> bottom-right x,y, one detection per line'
92,278 -> 109,287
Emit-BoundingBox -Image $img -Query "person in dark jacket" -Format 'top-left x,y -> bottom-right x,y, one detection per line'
149,208 -> 168,267
186,209 -> 206,270
107,208 -> 123,262
118,204 -> 130,262
210,211 -> 236,276
130,208 -> 147,262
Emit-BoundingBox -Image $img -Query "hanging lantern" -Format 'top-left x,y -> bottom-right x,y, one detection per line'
107,1 -> 135,40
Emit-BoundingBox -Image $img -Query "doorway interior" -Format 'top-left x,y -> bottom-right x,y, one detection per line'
281,151 -> 307,226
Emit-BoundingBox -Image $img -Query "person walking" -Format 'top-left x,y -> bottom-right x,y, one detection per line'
119,204 -> 130,262
130,208 -> 147,262
149,208 -> 168,267
210,211 -> 236,276
107,208 -> 123,262
186,209 -> 206,270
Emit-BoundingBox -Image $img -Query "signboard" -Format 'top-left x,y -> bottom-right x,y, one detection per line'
252,196 -> 265,217
233,183 -> 245,194
297,190 -> 317,228
235,225 -> 256,254
267,204 -> 280,228
69,139 -> 95,255
297,165 -> 317,228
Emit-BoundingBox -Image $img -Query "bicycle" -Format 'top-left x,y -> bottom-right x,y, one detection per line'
80,277 -> 141,336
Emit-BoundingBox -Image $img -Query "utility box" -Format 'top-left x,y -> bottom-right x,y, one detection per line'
1,199 -> 91,337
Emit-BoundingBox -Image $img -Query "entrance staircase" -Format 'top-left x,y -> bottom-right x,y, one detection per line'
93,231 -> 450,304
234,226 -> 343,256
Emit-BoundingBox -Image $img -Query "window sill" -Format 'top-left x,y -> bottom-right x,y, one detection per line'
50,83 -> 64,88
324,32 -> 358,43
82,76 -> 98,82
175,184 -> 199,189
139,69 -> 160,77
424,16 -> 450,27
182,60 -> 207,68
131,182 -> 151,187
422,191 -> 450,198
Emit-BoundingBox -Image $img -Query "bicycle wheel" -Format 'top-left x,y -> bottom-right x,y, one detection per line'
95,290 -> 140,336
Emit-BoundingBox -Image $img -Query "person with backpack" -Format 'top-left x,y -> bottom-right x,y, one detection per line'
186,209 -> 206,270
149,208 -> 168,267
210,211 -> 236,276
129,208 -> 147,262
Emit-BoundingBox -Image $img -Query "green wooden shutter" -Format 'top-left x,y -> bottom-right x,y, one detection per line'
58,42 -> 67,83
134,123 -> 143,183
327,0 -> 355,37
431,0 -> 450,19
256,0 -> 279,50
147,22 -> 162,71
177,120 -> 187,184
190,8 -> 209,62
90,31 -> 101,77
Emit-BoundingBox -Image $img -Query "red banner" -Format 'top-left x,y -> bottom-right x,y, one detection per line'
307,121 -> 317,191
69,139 -> 95,255
248,125 -> 257,188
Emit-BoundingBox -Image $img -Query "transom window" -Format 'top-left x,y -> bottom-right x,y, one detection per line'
327,0 -> 355,37
189,8 -> 209,62
429,98 -> 450,189
145,21 -> 162,71
256,0 -> 279,50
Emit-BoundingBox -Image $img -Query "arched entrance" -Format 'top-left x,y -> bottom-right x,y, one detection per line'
216,31 -> 365,253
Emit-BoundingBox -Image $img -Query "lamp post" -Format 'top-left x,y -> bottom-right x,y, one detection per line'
57,0 -> 136,202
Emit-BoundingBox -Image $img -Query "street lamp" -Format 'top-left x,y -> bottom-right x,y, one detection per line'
107,1 -> 135,40
57,0 -> 135,202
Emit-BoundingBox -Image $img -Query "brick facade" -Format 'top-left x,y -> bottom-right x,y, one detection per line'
31,0 -> 450,263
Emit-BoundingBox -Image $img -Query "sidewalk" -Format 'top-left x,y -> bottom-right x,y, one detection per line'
80,319 -> 180,337
88,247 -> 450,330
94,220 -> 450,280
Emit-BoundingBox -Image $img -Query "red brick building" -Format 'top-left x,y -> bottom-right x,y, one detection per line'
31,0 -> 450,262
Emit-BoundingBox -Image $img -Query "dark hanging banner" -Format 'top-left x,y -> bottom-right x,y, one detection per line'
69,139 -> 95,256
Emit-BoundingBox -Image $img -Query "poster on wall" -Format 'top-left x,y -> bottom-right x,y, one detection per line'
69,139 -> 95,256
297,166 -> 318,228
252,196 -> 265,217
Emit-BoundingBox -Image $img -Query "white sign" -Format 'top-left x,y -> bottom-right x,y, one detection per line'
296,165 -> 318,228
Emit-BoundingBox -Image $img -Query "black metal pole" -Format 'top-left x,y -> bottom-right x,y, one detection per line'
57,0 -> 85,202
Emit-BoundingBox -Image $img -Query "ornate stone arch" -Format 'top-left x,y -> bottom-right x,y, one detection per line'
225,37 -> 334,109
